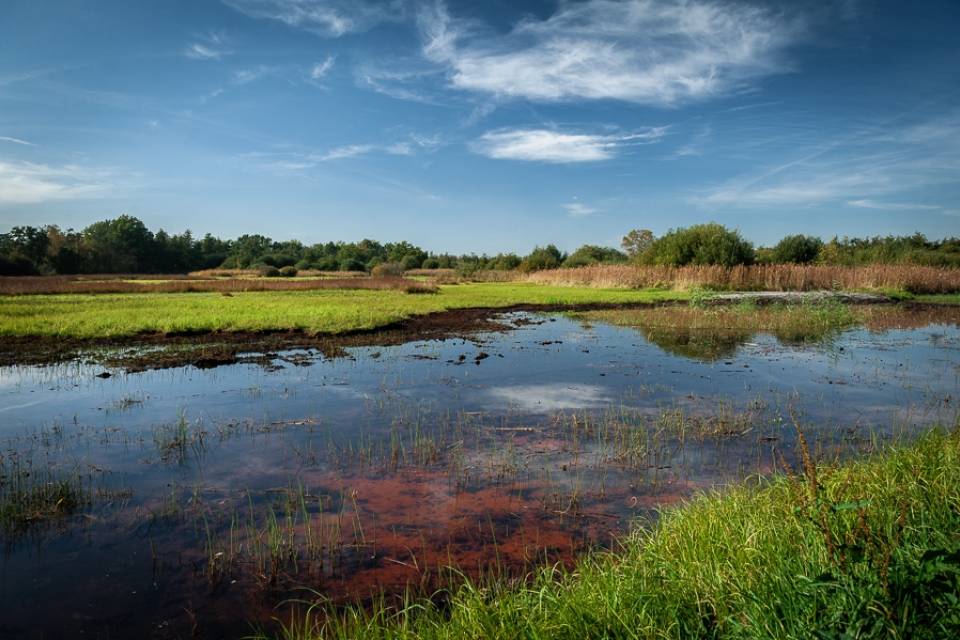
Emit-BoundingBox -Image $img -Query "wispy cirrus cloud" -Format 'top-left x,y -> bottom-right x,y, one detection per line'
223,0 -> 404,37
310,55 -> 336,80
563,201 -> 598,218
0,136 -> 35,147
417,0 -> 800,106
472,127 -> 667,164
184,31 -> 232,60
693,113 -> 960,209
847,199 -> 942,211
242,133 -> 439,173
0,160 -> 117,204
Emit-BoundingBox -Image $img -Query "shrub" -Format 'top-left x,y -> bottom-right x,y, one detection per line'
400,254 -> 421,271
640,223 -> 755,267
421,258 -> 440,269
278,266 -> 298,277
519,245 -> 564,272
371,262 -> 404,277
771,234 -> 823,264
339,258 -> 366,272
563,245 -> 627,268
492,254 -> 522,270
257,265 -> 281,277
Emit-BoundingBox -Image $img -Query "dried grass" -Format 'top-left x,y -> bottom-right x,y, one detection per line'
0,275 -> 438,295
525,264 -> 960,294
188,268 -> 367,279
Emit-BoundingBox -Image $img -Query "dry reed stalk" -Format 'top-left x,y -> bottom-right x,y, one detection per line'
524,264 -> 960,294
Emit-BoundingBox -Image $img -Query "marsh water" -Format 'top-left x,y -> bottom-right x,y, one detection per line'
1,307 -> 958,639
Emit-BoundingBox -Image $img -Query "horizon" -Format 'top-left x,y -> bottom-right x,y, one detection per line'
2,0 -> 959,253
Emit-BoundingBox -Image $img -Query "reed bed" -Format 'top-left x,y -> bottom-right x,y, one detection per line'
0,275 -> 438,295
525,264 -> 960,294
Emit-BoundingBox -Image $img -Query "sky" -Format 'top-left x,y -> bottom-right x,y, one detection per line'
1,0 -> 958,253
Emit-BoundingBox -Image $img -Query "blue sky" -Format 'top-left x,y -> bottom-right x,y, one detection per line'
1,0 -> 958,253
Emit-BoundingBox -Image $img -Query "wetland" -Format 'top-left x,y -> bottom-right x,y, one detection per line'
1,302 -> 958,638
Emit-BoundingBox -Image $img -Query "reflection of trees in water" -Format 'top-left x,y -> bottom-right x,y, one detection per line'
639,325 -> 850,362
639,327 -> 748,362
595,305 -> 960,363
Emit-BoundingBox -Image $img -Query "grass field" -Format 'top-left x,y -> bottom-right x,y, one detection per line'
256,427 -> 960,640
0,283 -> 688,339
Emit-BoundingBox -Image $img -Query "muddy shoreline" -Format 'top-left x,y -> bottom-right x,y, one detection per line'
0,294 -> 911,371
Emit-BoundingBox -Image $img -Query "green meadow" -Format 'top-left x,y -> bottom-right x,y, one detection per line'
0,283 -> 687,339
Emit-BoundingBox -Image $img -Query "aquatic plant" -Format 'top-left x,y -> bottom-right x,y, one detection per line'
254,427 -> 960,640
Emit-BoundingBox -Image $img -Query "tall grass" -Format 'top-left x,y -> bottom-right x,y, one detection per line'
255,427 -> 960,640
526,264 -> 960,294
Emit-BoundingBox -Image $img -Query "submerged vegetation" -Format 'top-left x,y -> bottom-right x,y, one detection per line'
256,428 -> 960,640
0,453 -> 92,538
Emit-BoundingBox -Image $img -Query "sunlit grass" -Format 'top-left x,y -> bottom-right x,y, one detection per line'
0,283 -> 688,339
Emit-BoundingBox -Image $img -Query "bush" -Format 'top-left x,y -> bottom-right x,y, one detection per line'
257,265 -> 281,277
519,245 -> 564,272
563,245 -> 627,268
339,258 -> 366,272
0,253 -> 38,276
491,253 -> 522,270
278,266 -> 298,277
371,262 -> 404,277
640,223 -> 755,267
771,234 -> 823,264
400,255 -> 421,271
421,258 -> 440,269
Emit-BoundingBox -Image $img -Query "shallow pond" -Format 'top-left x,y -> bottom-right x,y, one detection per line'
0,308 -> 958,638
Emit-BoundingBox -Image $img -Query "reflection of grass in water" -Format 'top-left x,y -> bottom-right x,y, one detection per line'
255,426 -> 960,640
574,302 -> 859,361
0,454 -> 91,537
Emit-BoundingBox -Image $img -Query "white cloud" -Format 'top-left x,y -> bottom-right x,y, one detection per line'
847,199 -> 942,211
472,127 -> 666,163
564,202 -> 598,218
418,0 -> 798,106
0,160 -> 116,204
184,31 -> 231,60
313,144 -> 375,161
310,55 -> 336,79
233,65 -> 271,84
223,0 -> 403,37
0,136 -> 35,147
486,384 -> 612,413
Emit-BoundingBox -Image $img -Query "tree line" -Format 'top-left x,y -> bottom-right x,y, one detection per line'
1,216 -> 958,276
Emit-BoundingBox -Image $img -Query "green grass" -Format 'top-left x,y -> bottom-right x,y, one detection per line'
257,428 -> 960,640
0,283 -> 687,339
916,293 -> 960,305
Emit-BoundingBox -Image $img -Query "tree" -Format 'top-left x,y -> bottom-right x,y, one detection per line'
82,214 -> 155,272
641,223 -> 755,267
518,245 -> 564,272
563,245 -> 627,268
621,229 -> 655,258
771,234 -> 823,264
